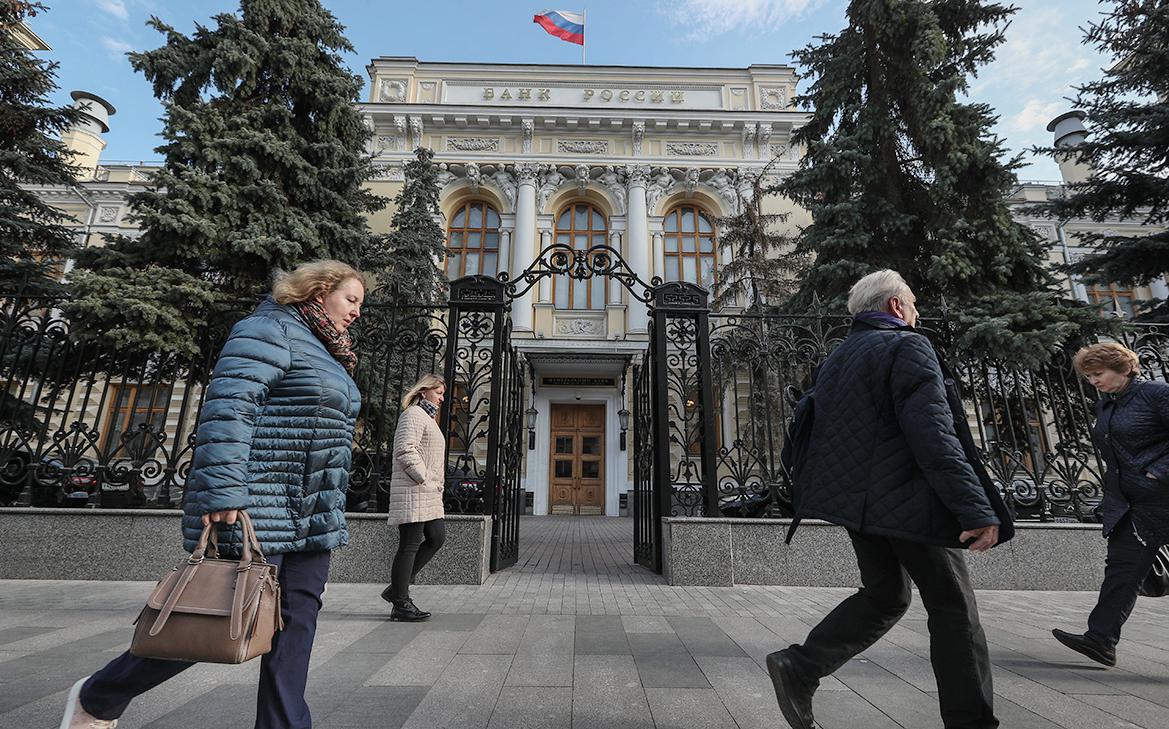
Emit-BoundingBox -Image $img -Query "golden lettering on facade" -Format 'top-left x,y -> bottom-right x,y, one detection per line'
634,91 -> 645,102
483,88 -> 494,100
478,87 -> 686,104
619,90 -> 630,101
600,89 -> 613,101
500,89 -> 512,100
651,91 -> 664,103
538,89 -> 551,100
583,89 -> 594,100
671,91 -> 685,103
518,88 -> 531,100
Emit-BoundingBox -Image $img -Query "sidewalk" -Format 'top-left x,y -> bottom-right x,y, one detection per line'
2,517 -> 1167,728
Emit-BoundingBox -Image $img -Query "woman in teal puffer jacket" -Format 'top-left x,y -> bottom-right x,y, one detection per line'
61,260 -> 369,729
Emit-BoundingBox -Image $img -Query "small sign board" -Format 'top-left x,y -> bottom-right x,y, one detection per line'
541,376 -> 616,388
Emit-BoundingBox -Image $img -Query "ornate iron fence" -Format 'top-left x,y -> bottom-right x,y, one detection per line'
707,307 -> 1169,523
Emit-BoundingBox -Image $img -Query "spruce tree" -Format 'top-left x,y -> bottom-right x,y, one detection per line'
0,1 -> 83,296
1036,0 -> 1169,318
67,0 -> 385,360
712,161 -> 808,311
781,0 -> 1101,366
377,147 -> 447,304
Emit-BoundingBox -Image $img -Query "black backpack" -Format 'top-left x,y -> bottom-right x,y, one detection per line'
779,382 -> 815,543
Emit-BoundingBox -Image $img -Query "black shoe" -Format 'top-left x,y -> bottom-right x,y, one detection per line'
1052,629 -> 1116,667
389,599 -> 431,622
766,650 -> 816,729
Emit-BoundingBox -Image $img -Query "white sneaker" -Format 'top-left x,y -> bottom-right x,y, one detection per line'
60,677 -> 118,729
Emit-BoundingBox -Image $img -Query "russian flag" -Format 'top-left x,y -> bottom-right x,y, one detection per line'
533,10 -> 585,46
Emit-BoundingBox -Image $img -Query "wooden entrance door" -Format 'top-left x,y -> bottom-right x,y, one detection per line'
549,404 -> 605,515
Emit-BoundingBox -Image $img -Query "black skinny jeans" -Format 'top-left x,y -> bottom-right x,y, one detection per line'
1088,514 -> 1162,648
388,518 -> 446,602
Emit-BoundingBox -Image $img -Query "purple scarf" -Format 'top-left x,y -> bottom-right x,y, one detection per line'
854,311 -> 909,328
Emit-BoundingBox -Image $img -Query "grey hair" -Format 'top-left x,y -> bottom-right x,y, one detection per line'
847,270 -> 913,315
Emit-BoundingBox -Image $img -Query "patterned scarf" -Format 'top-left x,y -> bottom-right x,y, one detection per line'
293,299 -> 358,375
417,399 -> 439,418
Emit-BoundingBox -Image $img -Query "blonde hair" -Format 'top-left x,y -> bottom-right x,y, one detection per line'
271,260 -> 375,305
848,269 -> 914,315
401,373 -> 445,410
1073,343 -> 1141,378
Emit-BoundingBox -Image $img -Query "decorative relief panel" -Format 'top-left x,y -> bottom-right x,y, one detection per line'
666,142 -> 719,157
632,122 -> 644,156
446,137 -> 500,152
759,86 -> 788,110
379,79 -> 407,103
554,316 -> 607,337
97,206 -> 119,223
558,139 -> 609,155
418,81 -> 437,104
371,163 -> 405,182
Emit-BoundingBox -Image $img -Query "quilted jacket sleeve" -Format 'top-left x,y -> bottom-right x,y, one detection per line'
393,407 -> 429,484
890,334 -> 999,531
1145,384 -> 1169,480
186,316 -> 293,515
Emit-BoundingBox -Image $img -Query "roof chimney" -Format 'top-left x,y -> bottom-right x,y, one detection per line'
1046,110 -> 1091,185
60,91 -> 117,179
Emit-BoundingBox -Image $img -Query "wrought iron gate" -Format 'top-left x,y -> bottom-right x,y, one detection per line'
443,277 -> 523,571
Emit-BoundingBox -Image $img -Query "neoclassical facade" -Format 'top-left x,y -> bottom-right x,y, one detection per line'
358,59 -> 810,515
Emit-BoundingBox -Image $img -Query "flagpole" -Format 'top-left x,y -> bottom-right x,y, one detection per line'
582,9 -> 586,65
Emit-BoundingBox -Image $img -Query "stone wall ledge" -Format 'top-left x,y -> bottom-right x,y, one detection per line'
663,517 -> 1107,590
0,509 -> 491,584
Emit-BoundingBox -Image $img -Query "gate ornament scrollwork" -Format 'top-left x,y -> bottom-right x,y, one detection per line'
498,243 -> 656,304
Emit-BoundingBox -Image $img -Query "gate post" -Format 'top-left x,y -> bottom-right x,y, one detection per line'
649,282 -> 719,570
445,276 -> 510,570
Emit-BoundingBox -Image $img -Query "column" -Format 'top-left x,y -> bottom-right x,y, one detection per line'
512,163 -> 539,330
625,165 -> 652,332
538,229 -> 553,303
498,228 -> 512,278
608,230 -> 623,305
653,231 -> 665,283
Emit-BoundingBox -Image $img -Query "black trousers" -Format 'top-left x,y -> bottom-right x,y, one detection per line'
388,518 -> 446,602
1087,516 -> 1161,648
79,549 -> 330,729
786,530 -> 998,729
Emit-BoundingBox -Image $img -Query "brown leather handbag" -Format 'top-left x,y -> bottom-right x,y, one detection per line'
130,511 -> 283,663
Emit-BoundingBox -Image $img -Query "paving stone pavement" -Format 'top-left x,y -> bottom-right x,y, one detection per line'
2,516 -> 1168,728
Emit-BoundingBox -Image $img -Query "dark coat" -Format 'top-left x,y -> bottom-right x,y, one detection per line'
794,319 -> 1005,548
181,298 -> 362,556
1092,379 -> 1169,546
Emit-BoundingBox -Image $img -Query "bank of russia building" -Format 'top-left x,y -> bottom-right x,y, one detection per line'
358,58 -> 807,517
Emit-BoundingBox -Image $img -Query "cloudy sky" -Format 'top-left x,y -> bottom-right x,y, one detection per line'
33,0 -> 1110,180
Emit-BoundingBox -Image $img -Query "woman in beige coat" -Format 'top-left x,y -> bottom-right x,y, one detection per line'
381,373 -> 447,621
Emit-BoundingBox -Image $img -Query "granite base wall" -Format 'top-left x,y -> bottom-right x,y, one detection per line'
663,517 -> 1108,590
0,509 -> 491,584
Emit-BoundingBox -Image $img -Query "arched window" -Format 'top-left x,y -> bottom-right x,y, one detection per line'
553,202 -> 608,310
446,201 -> 501,278
663,205 -> 717,287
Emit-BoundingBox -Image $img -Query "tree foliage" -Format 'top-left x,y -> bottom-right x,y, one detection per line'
0,0 -> 83,296
67,0 -> 385,360
375,147 -> 448,304
781,0 -> 1102,366
1034,0 -> 1169,319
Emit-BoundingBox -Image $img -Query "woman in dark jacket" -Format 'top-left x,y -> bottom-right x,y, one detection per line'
60,260 -> 369,729
1052,342 -> 1169,667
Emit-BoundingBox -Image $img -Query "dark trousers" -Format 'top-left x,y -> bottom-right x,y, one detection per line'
388,518 -> 446,602
786,531 -> 998,729
80,549 -> 331,729
1087,516 -> 1161,648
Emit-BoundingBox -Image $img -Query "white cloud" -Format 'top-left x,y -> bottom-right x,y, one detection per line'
1007,99 -> 1064,134
93,0 -> 129,21
663,0 -> 826,40
101,36 -> 134,55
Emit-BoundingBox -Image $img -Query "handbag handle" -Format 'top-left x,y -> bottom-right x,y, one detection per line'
188,511 -> 267,565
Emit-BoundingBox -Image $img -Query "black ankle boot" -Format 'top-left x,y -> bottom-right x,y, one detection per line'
1052,629 -> 1116,667
390,599 -> 431,622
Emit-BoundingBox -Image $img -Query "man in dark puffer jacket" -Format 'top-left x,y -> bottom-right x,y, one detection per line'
767,270 -> 1004,729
